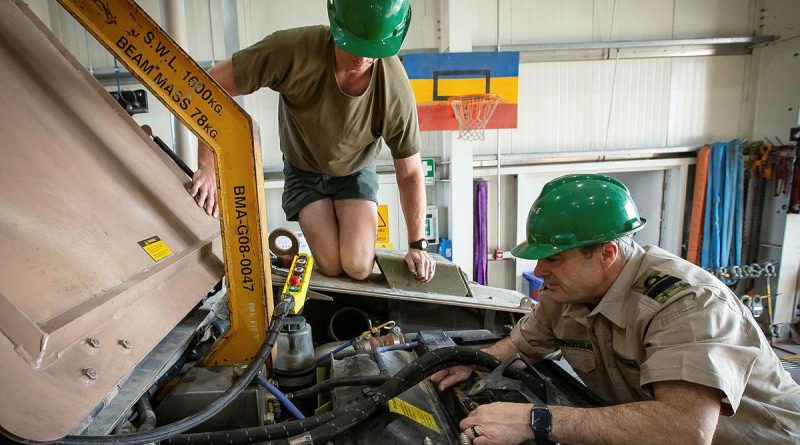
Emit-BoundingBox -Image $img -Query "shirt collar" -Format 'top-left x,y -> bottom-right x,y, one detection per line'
589,242 -> 647,329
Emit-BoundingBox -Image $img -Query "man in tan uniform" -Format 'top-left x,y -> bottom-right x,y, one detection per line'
190,0 -> 436,282
432,174 -> 800,445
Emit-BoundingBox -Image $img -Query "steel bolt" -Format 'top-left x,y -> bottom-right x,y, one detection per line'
120,339 -> 133,350
84,368 -> 98,380
423,438 -> 433,445
87,337 -> 101,348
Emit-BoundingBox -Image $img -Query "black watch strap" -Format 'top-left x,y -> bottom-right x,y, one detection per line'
409,238 -> 427,250
530,404 -> 552,445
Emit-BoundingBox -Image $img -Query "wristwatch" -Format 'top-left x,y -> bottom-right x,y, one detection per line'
529,404 -> 552,444
409,238 -> 428,250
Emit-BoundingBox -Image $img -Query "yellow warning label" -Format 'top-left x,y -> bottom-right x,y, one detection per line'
138,236 -> 173,262
375,242 -> 393,249
388,398 -> 440,433
376,204 -> 389,245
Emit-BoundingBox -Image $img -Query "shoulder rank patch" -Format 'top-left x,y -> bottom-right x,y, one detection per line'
632,268 -> 691,304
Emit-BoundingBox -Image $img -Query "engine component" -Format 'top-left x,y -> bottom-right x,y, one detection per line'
330,349 -> 459,444
328,306 -> 373,341
274,316 -> 316,389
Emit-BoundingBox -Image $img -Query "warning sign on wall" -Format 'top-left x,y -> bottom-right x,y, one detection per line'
376,204 -> 390,246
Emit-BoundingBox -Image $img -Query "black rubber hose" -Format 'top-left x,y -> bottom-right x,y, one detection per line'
138,347 -> 535,445
163,412 -> 336,445
287,375 -> 390,400
52,295 -> 296,445
306,347 -> 534,442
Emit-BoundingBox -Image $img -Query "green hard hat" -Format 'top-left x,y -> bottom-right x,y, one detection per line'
327,0 -> 412,58
511,174 -> 647,260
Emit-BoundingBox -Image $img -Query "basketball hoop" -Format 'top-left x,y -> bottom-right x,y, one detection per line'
449,93 -> 501,141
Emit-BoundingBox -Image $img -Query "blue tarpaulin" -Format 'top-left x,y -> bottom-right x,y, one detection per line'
700,140 -> 743,272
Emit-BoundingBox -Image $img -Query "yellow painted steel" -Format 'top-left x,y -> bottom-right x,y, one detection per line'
57,0 -> 273,366
409,77 -> 519,104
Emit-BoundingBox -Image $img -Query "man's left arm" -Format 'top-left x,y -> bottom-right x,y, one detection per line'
394,153 -> 435,282
461,380 -> 721,445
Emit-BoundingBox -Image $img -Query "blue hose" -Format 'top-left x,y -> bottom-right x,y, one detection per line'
314,339 -> 355,367
255,376 -> 305,420
374,342 -> 418,372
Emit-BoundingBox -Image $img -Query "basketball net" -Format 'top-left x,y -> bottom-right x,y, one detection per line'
449,93 -> 501,141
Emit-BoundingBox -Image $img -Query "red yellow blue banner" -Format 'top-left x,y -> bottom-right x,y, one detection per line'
402,52 -> 519,131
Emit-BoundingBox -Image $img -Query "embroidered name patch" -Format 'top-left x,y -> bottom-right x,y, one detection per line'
632,268 -> 690,304
557,339 -> 593,351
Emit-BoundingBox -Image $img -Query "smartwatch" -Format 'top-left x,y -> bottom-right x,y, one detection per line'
529,404 -> 552,444
409,238 -> 428,250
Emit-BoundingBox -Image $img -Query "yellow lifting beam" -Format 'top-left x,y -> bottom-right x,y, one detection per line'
57,0 -> 273,366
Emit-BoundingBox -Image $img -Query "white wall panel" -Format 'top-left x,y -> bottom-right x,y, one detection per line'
184,0 -> 225,62
237,0 -> 327,47
507,0 -> 594,44
667,56 -> 749,146
478,0 -> 756,45
607,0 -> 674,40
673,0 -> 755,38
603,58 -> 672,149
405,0 -> 441,50
508,58 -> 671,153
472,0 -> 498,47
485,55 -> 748,155
511,60 -> 609,152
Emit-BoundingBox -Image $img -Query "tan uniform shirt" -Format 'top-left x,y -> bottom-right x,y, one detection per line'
511,243 -> 800,444
231,25 -> 421,176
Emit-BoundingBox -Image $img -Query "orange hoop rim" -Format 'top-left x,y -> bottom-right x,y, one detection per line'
448,93 -> 501,141
447,93 -> 501,104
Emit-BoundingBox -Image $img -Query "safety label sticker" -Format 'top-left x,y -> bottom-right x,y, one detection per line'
138,236 -> 173,262
376,204 -> 390,245
388,398 -> 440,432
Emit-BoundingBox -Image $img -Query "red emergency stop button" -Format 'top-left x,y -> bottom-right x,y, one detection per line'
290,275 -> 301,286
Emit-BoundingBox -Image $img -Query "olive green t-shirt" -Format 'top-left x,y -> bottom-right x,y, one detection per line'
232,25 -> 421,176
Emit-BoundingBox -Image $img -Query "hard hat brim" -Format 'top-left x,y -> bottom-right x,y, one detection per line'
511,219 -> 647,260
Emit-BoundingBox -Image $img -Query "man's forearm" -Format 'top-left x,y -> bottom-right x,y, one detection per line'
197,142 -> 215,171
482,336 -> 521,361
550,401 -> 715,445
396,169 -> 426,241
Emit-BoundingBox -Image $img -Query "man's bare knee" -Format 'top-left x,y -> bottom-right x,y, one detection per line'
342,257 -> 374,280
315,256 -> 343,277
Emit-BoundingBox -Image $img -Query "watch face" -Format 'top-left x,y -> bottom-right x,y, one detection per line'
411,239 -> 428,250
532,407 -> 552,433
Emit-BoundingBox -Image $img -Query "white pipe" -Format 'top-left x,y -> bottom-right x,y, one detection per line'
161,0 -> 196,170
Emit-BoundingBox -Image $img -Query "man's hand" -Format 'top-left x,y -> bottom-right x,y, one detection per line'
429,364 -> 474,391
191,166 -> 218,218
460,402 -> 534,445
405,249 -> 436,283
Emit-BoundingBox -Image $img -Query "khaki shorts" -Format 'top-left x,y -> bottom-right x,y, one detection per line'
281,159 -> 379,222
